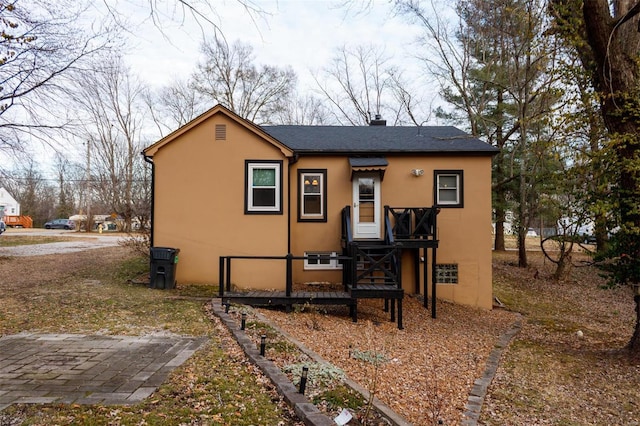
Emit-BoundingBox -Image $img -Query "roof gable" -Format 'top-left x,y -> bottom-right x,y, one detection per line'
143,104 -> 294,157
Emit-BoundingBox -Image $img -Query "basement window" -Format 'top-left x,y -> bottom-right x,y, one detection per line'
436,264 -> 458,284
304,252 -> 343,270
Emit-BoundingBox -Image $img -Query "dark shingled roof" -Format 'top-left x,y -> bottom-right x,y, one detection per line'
261,125 -> 498,155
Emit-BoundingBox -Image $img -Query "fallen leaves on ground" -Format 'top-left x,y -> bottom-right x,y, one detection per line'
249,295 -> 516,425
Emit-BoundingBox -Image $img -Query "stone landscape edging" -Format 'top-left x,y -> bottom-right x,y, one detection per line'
210,299 -> 411,426
212,299 -> 522,426
461,314 -> 523,425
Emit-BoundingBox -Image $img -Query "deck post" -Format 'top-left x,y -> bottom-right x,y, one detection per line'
431,246 -> 437,318
414,248 -> 420,294
350,243 -> 358,289
286,253 -> 293,297
423,250 -> 429,309
396,246 -> 402,288
390,299 -> 396,322
218,257 -> 225,298
226,257 -> 232,292
398,298 -> 403,329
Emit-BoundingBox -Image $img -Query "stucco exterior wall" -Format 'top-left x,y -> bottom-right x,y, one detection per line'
289,155 -> 494,309
151,112 -> 289,289
147,107 -> 494,310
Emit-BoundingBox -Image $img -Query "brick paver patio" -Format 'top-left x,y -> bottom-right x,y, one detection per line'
0,333 -> 207,410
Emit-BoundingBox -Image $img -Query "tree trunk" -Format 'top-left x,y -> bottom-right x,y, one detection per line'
581,1 -> 640,352
628,293 -> 640,352
494,210 -> 506,251
552,0 -> 640,353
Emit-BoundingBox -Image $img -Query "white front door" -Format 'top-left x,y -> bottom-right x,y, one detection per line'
352,173 -> 381,239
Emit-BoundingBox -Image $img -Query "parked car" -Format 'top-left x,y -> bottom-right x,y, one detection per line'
44,219 -> 75,230
526,228 -> 538,237
0,220 -> 5,234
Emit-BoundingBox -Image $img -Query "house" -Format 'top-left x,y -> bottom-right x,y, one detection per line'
143,105 -> 498,320
0,187 -> 20,217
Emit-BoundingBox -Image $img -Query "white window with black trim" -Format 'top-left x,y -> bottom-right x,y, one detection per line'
304,251 -> 343,270
434,170 -> 463,208
299,169 -> 327,222
246,161 -> 282,214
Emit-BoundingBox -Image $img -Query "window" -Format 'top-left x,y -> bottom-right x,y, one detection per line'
304,251 -> 343,270
436,264 -> 458,284
298,169 -> 327,222
245,161 -> 282,214
434,170 -> 463,207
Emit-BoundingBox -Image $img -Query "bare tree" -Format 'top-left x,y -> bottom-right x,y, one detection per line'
52,154 -> 76,219
397,0 -> 563,266
101,0 -> 268,42
313,44 -> 416,125
0,0 -> 114,156
145,77 -> 206,137
191,37 -> 297,124
73,56 -> 149,233
272,94 -> 332,125
1,159 -> 56,226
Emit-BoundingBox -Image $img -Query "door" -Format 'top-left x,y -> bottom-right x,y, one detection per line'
352,173 -> 381,239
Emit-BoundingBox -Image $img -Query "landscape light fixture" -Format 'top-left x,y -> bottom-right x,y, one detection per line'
260,334 -> 266,356
299,366 -> 309,394
241,312 -> 246,330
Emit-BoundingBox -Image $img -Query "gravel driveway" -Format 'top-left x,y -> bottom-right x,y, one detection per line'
0,229 -> 121,256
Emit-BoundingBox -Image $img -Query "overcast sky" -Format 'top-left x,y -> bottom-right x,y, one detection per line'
9,0 -> 447,178
124,0 -> 430,94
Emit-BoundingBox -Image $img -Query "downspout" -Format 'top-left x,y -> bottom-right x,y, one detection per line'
288,153 -> 299,254
143,153 -> 155,247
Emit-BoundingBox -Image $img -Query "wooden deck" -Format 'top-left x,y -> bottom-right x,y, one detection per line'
221,286 -> 404,328
221,290 -> 354,307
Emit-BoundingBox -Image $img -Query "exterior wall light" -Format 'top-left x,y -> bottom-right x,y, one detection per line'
411,168 -> 424,176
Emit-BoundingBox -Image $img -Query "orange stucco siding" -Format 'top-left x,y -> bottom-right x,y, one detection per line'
146,106 -> 494,310
289,155 -> 493,309
151,112 -> 289,288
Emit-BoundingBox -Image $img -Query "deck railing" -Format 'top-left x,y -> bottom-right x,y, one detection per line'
384,206 -> 438,240
218,253 -> 349,298
341,206 -> 353,244
348,243 -> 402,289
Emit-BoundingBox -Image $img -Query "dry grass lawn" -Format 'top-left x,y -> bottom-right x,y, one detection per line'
1,234 -> 639,425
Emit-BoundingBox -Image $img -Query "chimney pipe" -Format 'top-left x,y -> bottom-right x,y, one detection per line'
369,114 -> 386,126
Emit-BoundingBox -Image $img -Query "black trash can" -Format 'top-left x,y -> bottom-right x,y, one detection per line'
149,247 -> 180,289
